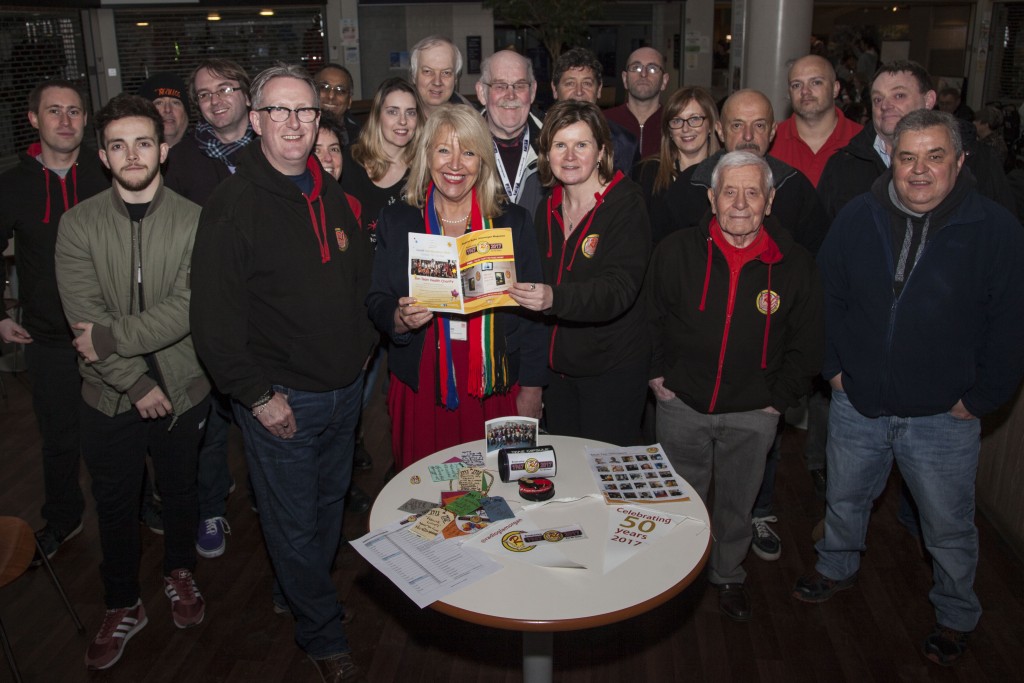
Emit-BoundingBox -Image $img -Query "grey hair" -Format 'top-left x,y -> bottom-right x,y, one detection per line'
480,50 -> 534,85
410,36 -> 463,80
250,64 -> 319,110
711,151 -> 774,195
893,109 -> 963,158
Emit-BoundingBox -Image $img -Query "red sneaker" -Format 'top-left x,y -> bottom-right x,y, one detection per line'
84,600 -> 148,670
164,568 -> 205,628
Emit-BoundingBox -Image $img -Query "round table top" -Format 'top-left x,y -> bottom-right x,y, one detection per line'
369,435 -> 711,632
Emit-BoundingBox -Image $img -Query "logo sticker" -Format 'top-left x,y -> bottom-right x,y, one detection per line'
581,234 -> 600,258
334,228 -> 349,252
756,289 -> 780,315
524,457 -> 540,474
501,531 -> 534,552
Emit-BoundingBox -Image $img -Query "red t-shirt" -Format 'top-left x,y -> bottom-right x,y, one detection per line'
769,108 -> 862,187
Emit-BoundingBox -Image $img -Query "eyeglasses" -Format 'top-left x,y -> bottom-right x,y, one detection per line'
483,81 -> 532,95
668,115 -> 707,129
196,85 -> 241,103
626,63 -> 664,76
318,82 -> 351,97
256,106 -> 320,123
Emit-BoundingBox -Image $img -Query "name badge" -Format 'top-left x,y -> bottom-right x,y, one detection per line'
450,320 -> 468,341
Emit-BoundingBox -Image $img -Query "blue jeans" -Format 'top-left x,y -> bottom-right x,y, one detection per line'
816,390 -> 982,632
197,389 -> 234,519
233,376 -> 362,658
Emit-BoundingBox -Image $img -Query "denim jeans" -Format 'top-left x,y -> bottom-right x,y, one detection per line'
657,397 -> 778,584
24,342 -> 85,531
81,397 -> 209,608
817,390 -> 982,631
197,389 -> 234,519
233,376 -> 362,658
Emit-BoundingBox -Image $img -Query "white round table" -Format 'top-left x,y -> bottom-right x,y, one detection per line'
369,435 -> 711,682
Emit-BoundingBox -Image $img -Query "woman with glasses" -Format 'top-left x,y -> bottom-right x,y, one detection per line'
638,86 -> 720,244
367,104 -> 546,469
510,101 -> 652,446
342,78 -> 423,244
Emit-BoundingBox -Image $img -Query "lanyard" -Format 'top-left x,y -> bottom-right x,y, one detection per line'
493,126 -> 530,203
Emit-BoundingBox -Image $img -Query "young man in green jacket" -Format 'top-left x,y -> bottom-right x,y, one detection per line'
55,94 -> 210,671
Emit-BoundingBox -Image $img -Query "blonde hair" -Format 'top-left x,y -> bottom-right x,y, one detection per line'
405,103 -> 505,217
351,78 -> 423,182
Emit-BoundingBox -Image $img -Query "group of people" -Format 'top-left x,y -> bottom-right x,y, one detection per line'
1,32 -> 1022,681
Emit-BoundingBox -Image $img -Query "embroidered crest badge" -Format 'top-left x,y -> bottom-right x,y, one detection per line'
581,234 -> 600,258
334,227 -> 349,252
756,289 -> 780,315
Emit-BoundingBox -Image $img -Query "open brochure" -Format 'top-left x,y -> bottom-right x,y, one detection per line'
408,228 -> 518,314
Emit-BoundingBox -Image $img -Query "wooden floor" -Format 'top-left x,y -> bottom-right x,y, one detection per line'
1,365 -> 1021,683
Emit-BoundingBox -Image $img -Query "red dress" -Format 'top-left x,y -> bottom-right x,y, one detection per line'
388,322 -> 520,470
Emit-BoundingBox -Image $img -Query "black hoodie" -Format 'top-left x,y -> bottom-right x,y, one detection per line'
0,143 -> 108,343
190,143 -> 376,406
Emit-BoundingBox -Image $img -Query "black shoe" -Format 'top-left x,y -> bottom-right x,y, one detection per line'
308,652 -> 363,682
353,441 -> 373,471
345,485 -> 372,514
30,520 -> 84,567
792,569 -> 857,603
810,468 -> 827,500
716,583 -> 751,621
923,625 -> 969,666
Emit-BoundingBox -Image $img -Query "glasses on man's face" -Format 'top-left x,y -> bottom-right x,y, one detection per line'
668,115 -> 707,129
196,85 -> 241,103
256,106 -> 320,123
626,63 -> 664,76
484,81 -> 532,95
318,82 -> 351,97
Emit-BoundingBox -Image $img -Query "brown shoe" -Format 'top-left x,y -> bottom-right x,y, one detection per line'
715,583 -> 752,621
309,652 -> 362,682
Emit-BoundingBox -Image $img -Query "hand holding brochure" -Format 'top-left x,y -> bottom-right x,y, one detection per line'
409,228 -> 517,314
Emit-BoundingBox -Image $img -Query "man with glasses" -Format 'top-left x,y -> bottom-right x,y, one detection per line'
191,64 -> 375,683
605,47 -> 670,159
164,58 -> 256,562
0,79 -> 108,567
475,49 -> 545,218
550,47 -> 638,177
770,55 -> 862,188
312,63 -> 362,144
410,35 -> 473,118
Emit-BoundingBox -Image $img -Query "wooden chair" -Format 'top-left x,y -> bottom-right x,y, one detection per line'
0,516 -> 84,683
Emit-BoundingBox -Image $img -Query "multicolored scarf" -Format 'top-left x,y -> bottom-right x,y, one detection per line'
194,120 -> 256,170
425,184 -> 509,410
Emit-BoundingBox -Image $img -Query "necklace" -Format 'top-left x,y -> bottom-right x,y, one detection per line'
439,214 -> 470,224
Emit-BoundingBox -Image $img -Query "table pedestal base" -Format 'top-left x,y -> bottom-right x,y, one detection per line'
522,631 -> 553,683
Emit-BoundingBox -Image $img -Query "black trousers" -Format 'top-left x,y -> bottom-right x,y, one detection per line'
544,362 -> 649,446
24,342 -> 85,531
80,396 -> 210,608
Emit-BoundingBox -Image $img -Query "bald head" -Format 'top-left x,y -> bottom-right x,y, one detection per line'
787,55 -> 840,122
621,46 -> 669,105
716,89 -> 777,156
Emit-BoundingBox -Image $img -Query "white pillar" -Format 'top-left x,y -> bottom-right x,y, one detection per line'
742,0 -> 814,119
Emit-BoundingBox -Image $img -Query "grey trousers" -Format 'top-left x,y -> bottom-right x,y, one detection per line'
656,397 -> 778,584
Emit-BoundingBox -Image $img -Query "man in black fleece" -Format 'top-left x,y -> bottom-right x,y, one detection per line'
190,64 -> 375,683
794,110 -> 1024,667
648,152 -> 823,622
0,79 -> 108,565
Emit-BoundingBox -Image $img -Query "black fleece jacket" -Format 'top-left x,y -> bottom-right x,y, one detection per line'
663,150 -> 829,255
190,143 -> 376,406
536,173 -> 652,378
0,143 -> 108,343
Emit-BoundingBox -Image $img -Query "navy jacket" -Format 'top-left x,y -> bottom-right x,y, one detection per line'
819,171 -> 1024,418
366,201 -> 548,391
